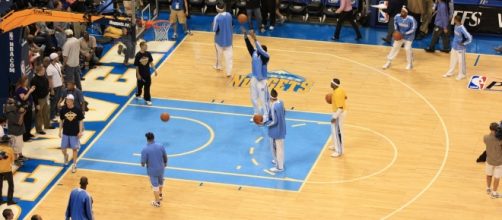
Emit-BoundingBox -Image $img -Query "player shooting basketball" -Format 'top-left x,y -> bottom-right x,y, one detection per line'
242,27 -> 270,123
382,7 -> 417,70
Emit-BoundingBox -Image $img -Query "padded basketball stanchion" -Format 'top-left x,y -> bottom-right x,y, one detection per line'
152,20 -> 171,41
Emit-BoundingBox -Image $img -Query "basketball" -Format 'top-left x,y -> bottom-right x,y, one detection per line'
238,14 -> 248,24
160,112 -> 170,122
393,31 -> 402,41
325,93 -> 332,104
253,114 -> 263,124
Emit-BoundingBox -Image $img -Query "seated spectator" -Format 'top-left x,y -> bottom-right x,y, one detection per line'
47,53 -> 64,121
80,31 -> 99,69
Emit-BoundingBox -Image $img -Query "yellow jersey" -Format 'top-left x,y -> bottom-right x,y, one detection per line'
331,87 -> 347,112
0,145 -> 14,173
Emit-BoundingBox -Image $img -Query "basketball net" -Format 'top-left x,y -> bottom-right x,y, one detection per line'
152,20 -> 171,41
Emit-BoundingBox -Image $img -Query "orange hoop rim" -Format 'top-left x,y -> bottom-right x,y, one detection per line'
151,20 -> 171,29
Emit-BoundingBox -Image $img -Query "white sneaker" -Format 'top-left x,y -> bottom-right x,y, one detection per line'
151,201 -> 161,207
443,73 -> 453,78
331,152 -> 342,158
382,61 -> 391,69
213,65 -> 222,71
269,167 -> 283,172
456,75 -> 466,80
269,26 -> 274,31
490,192 -> 501,199
406,63 -> 413,70
146,101 -> 152,106
71,164 -> 77,173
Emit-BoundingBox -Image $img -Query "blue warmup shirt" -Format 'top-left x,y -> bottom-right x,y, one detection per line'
393,14 -> 417,41
141,142 -> 167,176
245,37 -> 270,81
267,100 -> 286,139
65,188 -> 93,220
452,24 -> 472,51
213,12 -> 233,47
434,2 -> 450,29
171,0 -> 185,10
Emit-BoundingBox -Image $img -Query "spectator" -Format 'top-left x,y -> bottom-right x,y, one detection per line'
62,29 -> 83,90
261,0 -> 276,31
42,57 -> 51,69
4,99 -> 26,165
31,64 -> 53,135
246,0 -> 263,32
59,81 -> 86,112
66,176 -> 93,220
0,139 -> 16,205
406,0 -> 424,38
1,209 -> 13,220
332,0 -> 362,41
382,0 -> 408,44
31,215 -> 43,220
424,0 -> 451,53
53,1 -> 69,48
47,53 -> 64,120
14,76 -> 36,142
117,28 -> 135,66
417,0 -> 434,39
169,0 -> 190,39
485,122 -> 502,198
59,94 -> 84,173
80,31 -> 99,70
68,0 -> 87,38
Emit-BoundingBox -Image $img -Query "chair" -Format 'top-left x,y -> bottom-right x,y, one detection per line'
189,0 -> 207,14
288,0 -> 308,22
306,0 -> 325,23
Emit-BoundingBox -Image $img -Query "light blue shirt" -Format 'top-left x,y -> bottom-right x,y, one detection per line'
213,12 -> 233,47
252,41 -> 269,80
394,14 -> 417,41
452,24 -> 472,51
267,100 -> 286,139
65,188 -> 93,220
141,142 -> 167,176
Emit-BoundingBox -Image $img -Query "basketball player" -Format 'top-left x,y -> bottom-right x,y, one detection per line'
141,132 -> 168,207
382,7 -> 417,70
59,94 -> 84,173
443,15 -> 472,80
266,89 -> 286,172
330,78 -> 347,158
213,3 -> 233,77
134,42 -> 158,106
243,28 -> 270,122
66,177 -> 93,220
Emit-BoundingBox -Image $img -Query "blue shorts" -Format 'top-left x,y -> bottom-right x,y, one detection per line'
61,135 -> 80,149
149,175 -> 164,187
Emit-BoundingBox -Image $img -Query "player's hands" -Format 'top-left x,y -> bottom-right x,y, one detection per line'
29,85 -> 36,93
331,118 -> 337,124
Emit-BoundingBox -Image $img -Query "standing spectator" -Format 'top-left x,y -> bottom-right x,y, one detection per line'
382,7 -> 417,70
66,176 -> 93,220
424,0 -> 451,53
485,123 -> 502,198
59,81 -> 86,112
15,76 -> 36,142
117,27 -> 135,66
141,132 -> 167,207
59,94 -> 84,173
63,29 -> 83,90
134,42 -> 158,106
5,99 -> 26,165
53,1 -> 69,48
261,0 -> 276,31
406,0 -> 424,38
80,31 -> 99,70
1,209 -> 13,220
329,78 -> 347,158
417,0 -> 434,39
443,15 -> 472,80
0,139 -> 16,205
213,3 -> 234,77
47,53 -> 64,120
246,0 -> 263,32
382,0 -> 408,44
265,89 -> 286,172
332,0 -> 362,41
169,0 -> 190,39
31,65 -> 53,135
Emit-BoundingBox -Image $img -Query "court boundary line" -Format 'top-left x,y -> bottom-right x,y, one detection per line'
176,34 -> 450,219
24,36 -> 190,219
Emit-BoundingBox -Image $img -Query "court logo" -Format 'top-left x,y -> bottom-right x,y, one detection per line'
231,70 -> 314,93
467,75 -> 502,92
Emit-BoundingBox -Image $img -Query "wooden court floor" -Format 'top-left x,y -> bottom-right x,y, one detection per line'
32,32 -> 502,219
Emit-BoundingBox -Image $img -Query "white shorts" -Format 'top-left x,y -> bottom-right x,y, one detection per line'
486,163 -> 502,178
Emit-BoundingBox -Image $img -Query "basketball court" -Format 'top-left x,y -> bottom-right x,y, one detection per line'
16,30 -> 500,219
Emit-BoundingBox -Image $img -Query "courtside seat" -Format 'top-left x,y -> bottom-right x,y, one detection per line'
205,0 -> 219,14
288,0 -> 308,22
234,0 -> 247,15
306,0 -> 325,23
189,0 -> 207,14
323,0 -> 339,19
279,0 -> 290,16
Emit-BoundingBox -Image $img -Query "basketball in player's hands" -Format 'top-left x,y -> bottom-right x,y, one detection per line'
393,31 -> 403,41
325,93 -> 332,104
253,114 -> 263,124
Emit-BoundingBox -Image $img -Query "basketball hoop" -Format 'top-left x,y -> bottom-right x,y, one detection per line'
152,20 -> 171,41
